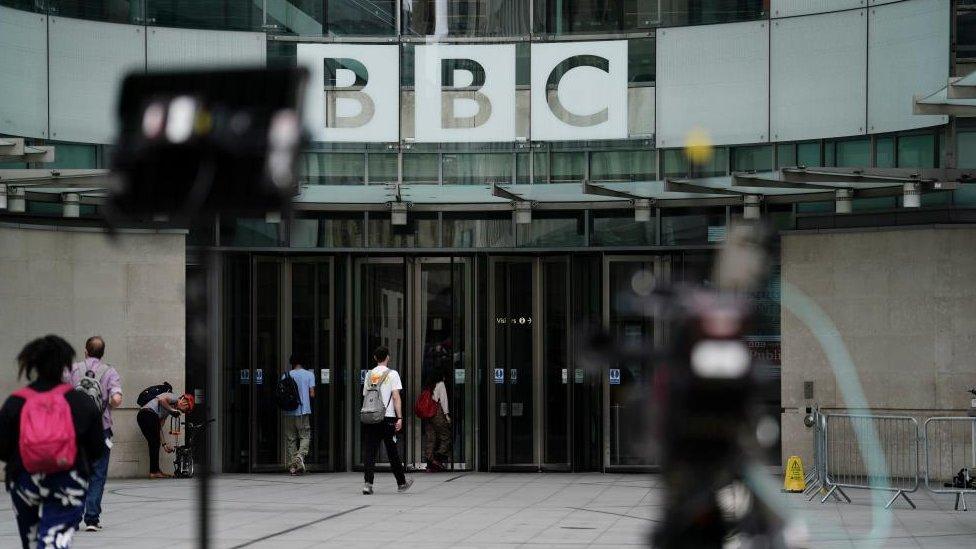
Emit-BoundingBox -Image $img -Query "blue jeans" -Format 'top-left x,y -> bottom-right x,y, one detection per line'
83,429 -> 111,525
9,469 -> 87,549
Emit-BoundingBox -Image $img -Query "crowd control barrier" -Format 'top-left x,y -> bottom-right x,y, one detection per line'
820,414 -> 920,509
923,417 -> 976,511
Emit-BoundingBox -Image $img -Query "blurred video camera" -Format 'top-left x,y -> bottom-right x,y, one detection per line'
588,223 -> 789,548
109,67 -> 308,222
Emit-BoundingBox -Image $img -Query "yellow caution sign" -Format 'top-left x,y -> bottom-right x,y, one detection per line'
783,455 -> 806,492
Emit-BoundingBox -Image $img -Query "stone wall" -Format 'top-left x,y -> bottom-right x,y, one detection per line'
780,226 -> 976,467
0,223 -> 186,478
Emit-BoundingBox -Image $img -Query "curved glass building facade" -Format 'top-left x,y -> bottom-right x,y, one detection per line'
2,0 -> 975,475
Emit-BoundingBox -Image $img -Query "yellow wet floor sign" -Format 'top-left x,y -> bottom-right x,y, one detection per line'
784,455 -> 806,492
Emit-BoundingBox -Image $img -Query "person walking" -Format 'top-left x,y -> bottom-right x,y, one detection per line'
283,354 -> 315,475
136,391 -> 194,478
65,336 -> 121,532
423,369 -> 452,472
0,335 -> 105,549
361,346 -> 413,495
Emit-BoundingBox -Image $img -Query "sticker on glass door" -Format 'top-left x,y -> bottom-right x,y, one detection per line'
493,368 -> 505,384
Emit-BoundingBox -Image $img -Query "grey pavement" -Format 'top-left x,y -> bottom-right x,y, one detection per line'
0,473 -> 974,548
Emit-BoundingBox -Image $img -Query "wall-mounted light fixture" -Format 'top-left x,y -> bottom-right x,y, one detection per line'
743,194 -> 761,220
514,201 -> 533,225
62,193 -> 80,218
633,198 -> 652,222
391,201 -> 409,226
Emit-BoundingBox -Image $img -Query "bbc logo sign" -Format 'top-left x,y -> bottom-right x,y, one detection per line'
298,41 -> 628,143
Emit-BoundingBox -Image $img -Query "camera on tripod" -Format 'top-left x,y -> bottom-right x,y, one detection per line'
109,67 -> 308,222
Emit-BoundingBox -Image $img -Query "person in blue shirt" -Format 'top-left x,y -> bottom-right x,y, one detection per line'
283,354 -> 315,475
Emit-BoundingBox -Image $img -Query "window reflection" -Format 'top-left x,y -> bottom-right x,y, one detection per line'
402,0 -> 529,37
325,0 -> 396,36
534,0 -> 659,34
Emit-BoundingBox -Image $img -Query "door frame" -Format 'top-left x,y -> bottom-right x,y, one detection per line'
351,256 -> 412,469
486,256 -> 547,471
541,256 -> 573,472
410,257 -> 475,470
248,256 -> 336,472
601,254 -> 668,472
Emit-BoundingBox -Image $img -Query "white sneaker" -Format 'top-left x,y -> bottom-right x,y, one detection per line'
397,478 -> 414,493
84,523 -> 102,532
363,482 -> 373,495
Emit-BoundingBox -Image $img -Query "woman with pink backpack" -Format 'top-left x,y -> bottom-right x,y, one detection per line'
0,335 -> 105,549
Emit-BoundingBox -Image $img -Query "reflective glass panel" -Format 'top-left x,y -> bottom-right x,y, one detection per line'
876,137 -> 895,168
368,153 -> 399,184
326,0 -> 396,35
608,260 -> 655,467
663,147 -> 728,177
265,0 -> 324,35
732,145 -> 772,172
402,0 -> 529,37
516,152 -> 550,184
661,208 -> 725,246
534,0 -> 660,34
663,0 -> 766,26
220,218 -> 283,246
897,134 -> 936,168
590,210 -> 656,246
835,139 -> 869,167
290,214 -> 365,247
543,260 -> 570,466
442,153 -> 513,184
146,0 -> 262,31
551,152 -> 585,182
776,143 -> 796,168
45,143 -> 98,169
404,153 -> 440,183
517,212 -> 585,247
796,142 -> 821,167
590,150 -> 654,181
443,213 -> 513,247
53,0 -> 144,24
304,152 -> 365,185
368,213 -> 439,247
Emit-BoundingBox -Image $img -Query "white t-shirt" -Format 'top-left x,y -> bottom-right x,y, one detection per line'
433,381 -> 449,415
362,365 -> 402,418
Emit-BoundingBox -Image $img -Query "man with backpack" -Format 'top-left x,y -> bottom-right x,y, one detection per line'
361,346 -> 413,495
0,335 -> 105,549
280,354 -> 315,475
65,336 -> 121,532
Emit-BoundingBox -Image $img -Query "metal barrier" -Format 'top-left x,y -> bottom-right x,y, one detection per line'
803,407 -> 834,501
923,417 -> 976,511
821,414 -> 919,509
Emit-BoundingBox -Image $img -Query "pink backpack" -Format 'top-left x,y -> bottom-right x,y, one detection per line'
12,384 -> 77,474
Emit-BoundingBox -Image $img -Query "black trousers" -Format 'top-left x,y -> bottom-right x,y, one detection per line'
137,409 -> 162,473
363,417 -> 406,486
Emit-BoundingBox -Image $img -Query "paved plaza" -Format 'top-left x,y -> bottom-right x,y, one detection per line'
0,472 -> 974,548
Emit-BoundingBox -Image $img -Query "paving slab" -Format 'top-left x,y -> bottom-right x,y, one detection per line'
0,472 -> 973,547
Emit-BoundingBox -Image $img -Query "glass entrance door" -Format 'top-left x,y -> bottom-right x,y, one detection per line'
412,258 -> 473,470
353,258 -> 409,468
489,259 -> 536,468
603,256 -> 661,471
488,257 -> 571,470
289,259 -> 335,471
248,257 -> 336,472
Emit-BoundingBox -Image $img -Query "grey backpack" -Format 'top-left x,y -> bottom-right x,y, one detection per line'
75,363 -> 110,413
360,369 -> 392,424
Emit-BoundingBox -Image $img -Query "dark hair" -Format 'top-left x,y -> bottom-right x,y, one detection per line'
85,336 -> 105,359
422,367 -> 449,390
17,335 -> 75,384
289,354 -> 303,367
373,346 -> 389,363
